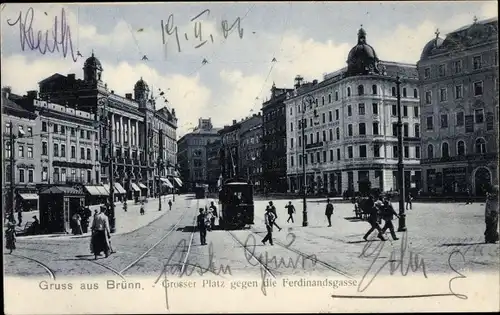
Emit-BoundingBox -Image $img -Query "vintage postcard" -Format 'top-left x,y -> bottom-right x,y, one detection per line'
1,1 -> 499,314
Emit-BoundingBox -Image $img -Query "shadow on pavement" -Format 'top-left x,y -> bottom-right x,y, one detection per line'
440,242 -> 486,247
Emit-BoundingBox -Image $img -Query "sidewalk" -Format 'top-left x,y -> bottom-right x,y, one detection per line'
16,194 -> 185,240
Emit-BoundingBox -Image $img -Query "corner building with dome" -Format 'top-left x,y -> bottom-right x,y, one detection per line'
285,27 -> 422,195
33,53 -> 180,200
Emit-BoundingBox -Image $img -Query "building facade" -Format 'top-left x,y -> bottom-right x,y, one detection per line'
239,113 -> 263,190
418,17 -> 498,196
219,120 -> 241,180
29,53 -> 179,199
286,27 -> 422,196
206,139 -> 222,192
177,118 -> 220,191
262,84 -> 294,193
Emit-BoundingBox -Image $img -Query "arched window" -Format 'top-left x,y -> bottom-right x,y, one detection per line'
442,142 -> 449,158
358,85 -> 364,95
392,87 -> 396,96
372,84 -> 377,95
335,91 -> 339,101
336,127 -> 340,140
347,87 -> 351,97
457,140 -> 465,156
403,88 -> 407,98
427,144 -> 434,158
328,94 -> 331,103
322,96 -> 325,105
475,138 -> 486,154
413,88 -> 418,98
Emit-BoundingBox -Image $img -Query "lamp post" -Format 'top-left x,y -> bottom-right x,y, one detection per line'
396,76 -> 407,232
300,94 -> 315,227
158,157 -> 163,211
8,121 -> 16,223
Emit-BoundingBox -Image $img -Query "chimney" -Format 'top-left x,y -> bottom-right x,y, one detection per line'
125,93 -> 132,99
172,108 -> 176,116
68,73 -> 76,81
313,79 -> 318,85
27,90 -> 38,99
232,119 -> 237,125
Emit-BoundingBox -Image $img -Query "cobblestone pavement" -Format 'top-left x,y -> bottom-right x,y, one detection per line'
4,196 -> 499,284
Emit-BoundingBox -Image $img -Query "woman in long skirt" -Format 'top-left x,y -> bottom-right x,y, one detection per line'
5,222 -> 16,254
484,185 -> 499,244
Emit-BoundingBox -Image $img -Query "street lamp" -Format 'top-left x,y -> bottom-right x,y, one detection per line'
157,156 -> 163,211
396,76 -> 407,232
300,94 -> 315,227
6,121 -> 20,223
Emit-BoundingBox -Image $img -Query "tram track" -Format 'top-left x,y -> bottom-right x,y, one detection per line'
10,253 -> 56,280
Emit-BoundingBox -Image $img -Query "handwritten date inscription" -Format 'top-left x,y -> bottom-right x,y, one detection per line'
161,9 -> 244,53
6,7 -> 78,62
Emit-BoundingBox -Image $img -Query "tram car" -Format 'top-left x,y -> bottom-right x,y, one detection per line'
218,178 -> 254,229
194,184 -> 208,199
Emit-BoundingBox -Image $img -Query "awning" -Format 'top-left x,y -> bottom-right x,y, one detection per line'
131,183 -> 141,192
160,178 -> 174,188
84,186 -> 102,196
94,186 -> 109,196
19,193 -> 38,200
114,183 -> 127,194
102,184 -> 110,194
173,177 -> 183,187
138,183 -> 148,189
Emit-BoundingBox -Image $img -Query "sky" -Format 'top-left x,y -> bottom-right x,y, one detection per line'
1,1 -> 498,137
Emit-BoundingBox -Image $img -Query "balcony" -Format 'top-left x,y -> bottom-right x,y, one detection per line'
421,152 -> 497,164
403,136 -> 421,142
305,141 -> 324,150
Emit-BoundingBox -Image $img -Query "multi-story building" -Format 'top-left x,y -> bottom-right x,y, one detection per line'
206,139 -> 222,192
31,53 -> 179,199
177,118 -> 220,191
262,83 -> 294,193
219,119 -> 241,180
2,87 -> 39,212
286,27 -> 421,195
239,113 -> 263,190
418,17 -> 498,196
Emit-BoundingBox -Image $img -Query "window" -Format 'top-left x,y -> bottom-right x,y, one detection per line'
442,142 -> 449,158
336,127 -> 340,140
358,103 -> 365,115
358,85 -> 364,95
347,105 -> 352,116
374,144 -> 380,157
424,67 -> 430,79
403,124 -> 409,137
329,129 -> 333,141
347,87 -> 351,97
27,126 -> 33,137
373,122 -> 379,135
359,145 -> 367,158
404,146 -> 409,158
348,146 -> 353,158
475,109 -> 484,123
393,146 -> 398,158
415,146 -> 421,159
372,103 -> 378,115
440,88 -> 447,102
426,116 -> 434,130
290,138 -> 294,149
427,144 -> 434,158
42,121 -> 47,132
71,127 -> 75,136
441,114 -> 448,128
403,88 -> 407,98
316,152 -> 320,164
392,104 -> 397,116
455,85 -> 463,99
486,112 -> 494,130
335,91 -> 339,101
438,64 -> 446,77
19,169 -> 25,183
18,145 -> 24,158
457,141 -> 465,156
372,85 -> 377,95
80,129 -> 85,138
28,169 -> 33,183
322,113 -> 326,123
425,91 -> 432,104
413,88 -> 418,98
80,147 -> 85,159
71,146 -> 76,158
475,138 -> 486,154
290,156 -> 294,167
348,124 -> 353,136
323,151 -> 327,162
359,123 -> 366,135
392,87 -> 396,97
27,146 -> 33,158
335,109 -> 339,120
42,141 -> 48,155
328,94 -> 331,103
454,60 -> 462,74
42,167 -> 48,181
60,144 -> 65,157
298,136 -> 301,147
5,143 -> 12,158
53,143 -> 59,157
473,81 -> 483,96
62,169 -> 67,182
414,106 -> 419,117
322,96 -> 325,105
414,124 -> 420,138
329,149 -> 334,161
456,112 -> 464,126
403,106 -> 408,117
336,148 -> 341,160
53,124 -> 58,133
392,123 -> 398,136
310,134 -> 313,144
290,122 -> 293,132
328,111 -> 332,122
60,125 -> 65,135
87,148 -> 91,160
322,130 -> 326,142
473,55 -> 482,70
290,107 -> 293,115
316,131 -> 320,142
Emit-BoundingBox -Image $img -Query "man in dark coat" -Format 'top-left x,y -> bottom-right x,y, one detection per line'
197,208 -> 207,245
262,206 -> 276,246
209,201 -> 218,229
285,201 -> 295,223
325,198 -> 334,227
380,196 -> 400,240
363,195 -> 386,241
268,201 -> 282,231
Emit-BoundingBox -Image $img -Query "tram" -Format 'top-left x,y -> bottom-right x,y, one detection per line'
218,178 -> 254,229
194,184 -> 208,199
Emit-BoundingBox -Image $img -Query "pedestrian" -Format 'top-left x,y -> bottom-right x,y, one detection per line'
168,199 -> 173,211
484,185 -> 499,244
406,193 -> 413,210
140,201 -> 145,215
209,201 -> 218,229
29,215 -> 40,235
90,206 -> 111,259
197,208 -> 207,245
465,187 -> 473,204
81,207 -> 91,234
285,201 -> 295,223
268,201 -> 282,231
325,198 -> 334,227
363,195 -> 386,241
72,212 -> 83,235
5,221 -> 16,254
380,196 -> 400,241
123,200 -> 128,212
17,209 -> 23,227
262,206 -> 276,246
204,206 -> 213,232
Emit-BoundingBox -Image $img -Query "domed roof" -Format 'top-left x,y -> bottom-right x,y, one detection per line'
84,52 -> 103,71
346,27 -> 380,77
134,77 -> 149,91
420,37 -> 444,60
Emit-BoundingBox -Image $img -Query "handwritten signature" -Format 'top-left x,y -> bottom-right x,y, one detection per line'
243,233 -> 318,296
161,9 -> 244,54
6,7 -> 78,61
